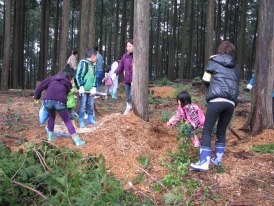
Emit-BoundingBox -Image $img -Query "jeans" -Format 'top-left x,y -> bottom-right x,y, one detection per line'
78,93 -> 94,119
125,83 -> 132,103
44,100 -> 76,135
201,101 -> 234,147
96,70 -> 103,92
68,107 -> 76,120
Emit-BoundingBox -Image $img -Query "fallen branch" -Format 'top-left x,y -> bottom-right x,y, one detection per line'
12,180 -> 47,199
228,126 -> 241,140
134,163 -> 170,193
33,148 -> 51,171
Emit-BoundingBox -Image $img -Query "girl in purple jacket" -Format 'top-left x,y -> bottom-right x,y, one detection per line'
34,65 -> 85,146
112,39 -> 133,115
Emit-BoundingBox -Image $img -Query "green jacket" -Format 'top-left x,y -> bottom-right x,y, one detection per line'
75,59 -> 96,91
67,85 -> 76,108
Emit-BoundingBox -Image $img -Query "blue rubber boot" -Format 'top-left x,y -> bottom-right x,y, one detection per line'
87,115 -> 96,124
190,147 -> 211,171
48,131 -> 55,141
211,142 -> 225,166
79,118 -> 86,128
72,134 -> 85,146
112,92 -> 118,99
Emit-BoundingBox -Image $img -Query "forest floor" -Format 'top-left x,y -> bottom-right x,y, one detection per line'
0,82 -> 273,206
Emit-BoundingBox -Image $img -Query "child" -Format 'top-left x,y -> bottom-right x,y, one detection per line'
34,64 -> 85,146
67,83 -> 77,127
102,66 -> 113,99
110,58 -> 120,99
166,91 -> 205,147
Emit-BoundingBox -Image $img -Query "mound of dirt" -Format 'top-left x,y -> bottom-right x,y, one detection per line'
150,86 -> 175,98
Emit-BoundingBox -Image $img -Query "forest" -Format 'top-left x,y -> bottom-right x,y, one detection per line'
0,0 -> 273,205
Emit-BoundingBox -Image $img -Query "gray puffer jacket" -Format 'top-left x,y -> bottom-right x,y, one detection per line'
205,54 -> 239,104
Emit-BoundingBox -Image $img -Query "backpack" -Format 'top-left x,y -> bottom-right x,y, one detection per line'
105,73 -> 113,86
74,60 -> 89,89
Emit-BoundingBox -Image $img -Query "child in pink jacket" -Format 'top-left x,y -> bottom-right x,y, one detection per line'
166,91 -> 205,147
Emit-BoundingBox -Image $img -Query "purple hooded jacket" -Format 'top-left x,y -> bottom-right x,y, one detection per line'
34,73 -> 72,104
115,53 -> 133,84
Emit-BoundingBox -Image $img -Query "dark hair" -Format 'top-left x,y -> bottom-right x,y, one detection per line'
217,41 -> 236,55
62,64 -> 75,80
72,50 -> 78,55
86,49 -> 97,58
105,66 -> 111,73
93,45 -> 99,51
125,39 -> 133,46
177,91 -> 191,106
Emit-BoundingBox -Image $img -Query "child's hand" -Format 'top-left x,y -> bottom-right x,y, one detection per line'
34,99 -> 40,104
164,123 -> 170,127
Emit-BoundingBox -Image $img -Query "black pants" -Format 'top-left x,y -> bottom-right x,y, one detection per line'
201,102 -> 235,148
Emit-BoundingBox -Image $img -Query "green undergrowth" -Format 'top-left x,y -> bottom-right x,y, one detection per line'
251,143 -> 274,153
0,141 -> 152,205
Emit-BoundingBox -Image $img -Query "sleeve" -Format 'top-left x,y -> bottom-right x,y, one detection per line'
205,59 -> 216,74
249,73 -> 254,86
167,109 -> 182,126
115,55 -> 125,76
92,64 -> 96,87
34,77 -> 51,99
75,61 -> 86,87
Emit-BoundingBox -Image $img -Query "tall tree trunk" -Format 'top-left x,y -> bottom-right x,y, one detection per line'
250,0 -> 274,134
132,0 -> 150,121
129,0 -> 134,38
187,0 -> 194,79
12,0 -> 24,88
215,0 -> 221,51
80,0 -> 96,58
38,0 -> 50,81
179,0 -> 189,79
224,1 -> 229,40
237,0 -> 247,79
204,0 -> 214,65
1,0 -> 12,90
99,0 -> 103,51
155,0 -> 161,79
52,0 -> 60,75
60,0 -> 70,70
120,0 -> 127,55
114,0 -> 119,59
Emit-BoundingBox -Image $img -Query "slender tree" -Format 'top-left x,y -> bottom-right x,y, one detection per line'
1,0 -> 12,90
52,0 -> 60,75
132,0 -> 150,121
250,0 -> 274,134
37,0 -> 50,81
60,0 -> 70,69
204,0 -> 214,65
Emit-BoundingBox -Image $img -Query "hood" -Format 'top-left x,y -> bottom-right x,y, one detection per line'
210,54 -> 236,68
53,73 -> 72,89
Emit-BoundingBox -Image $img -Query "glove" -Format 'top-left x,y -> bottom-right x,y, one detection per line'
34,99 -> 40,104
102,79 -> 104,83
246,83 -> 253,90
111,73 -> 116,81
90,87 -> 97,96
79,86 -> 85,96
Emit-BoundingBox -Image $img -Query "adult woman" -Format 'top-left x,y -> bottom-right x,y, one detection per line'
191,41 -> 239,171
112,39 -> 133,114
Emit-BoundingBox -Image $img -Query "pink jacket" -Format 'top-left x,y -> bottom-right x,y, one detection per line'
167,103 -> 205,129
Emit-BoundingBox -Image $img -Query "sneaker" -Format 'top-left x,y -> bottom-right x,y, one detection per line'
192,135 -> 200,147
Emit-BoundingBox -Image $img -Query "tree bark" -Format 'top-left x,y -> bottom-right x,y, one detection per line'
132,0 -> 150,121
1,0 -> 12,90
204,0 -> 214,65
60,0 -> 70,70
250,0 -> 274,134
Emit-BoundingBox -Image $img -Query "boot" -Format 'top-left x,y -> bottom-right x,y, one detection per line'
123,102 -> 132,115
112,92 -> 118,99
211,142 -> 225,166
72,134 -> 85,146
190,147 -> 211,171
48,131 -> 55,141
79,118 -> 86,128
87,115 -> 96,124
